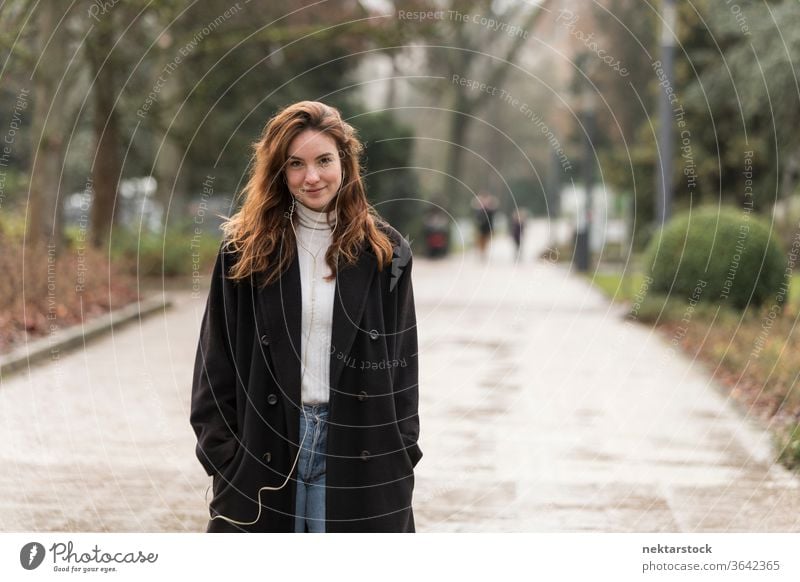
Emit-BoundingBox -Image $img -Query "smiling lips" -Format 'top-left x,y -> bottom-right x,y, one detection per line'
304,187 -> 324,193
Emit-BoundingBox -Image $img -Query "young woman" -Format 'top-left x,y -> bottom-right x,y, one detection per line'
190,101 -> 422,533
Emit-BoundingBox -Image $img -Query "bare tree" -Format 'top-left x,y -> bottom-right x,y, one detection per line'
385,0 -> 549,206
84,11 -> 124,247
16,2 -> 86,247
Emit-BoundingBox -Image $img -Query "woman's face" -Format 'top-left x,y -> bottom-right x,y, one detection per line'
284,128 -> 342,212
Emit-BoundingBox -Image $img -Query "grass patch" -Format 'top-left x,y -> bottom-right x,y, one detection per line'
776,423 -> 800,470
587,271 -> 648,303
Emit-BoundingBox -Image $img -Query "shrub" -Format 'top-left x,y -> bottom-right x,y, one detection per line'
109,224 -> 220,278
643,206 -> 786,309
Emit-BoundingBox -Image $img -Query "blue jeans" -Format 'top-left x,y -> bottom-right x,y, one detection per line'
294,403 -> 328,533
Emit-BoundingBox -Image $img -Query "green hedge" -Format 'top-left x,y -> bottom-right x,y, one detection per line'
109,225 -> 220,278
643,206 -> 786,309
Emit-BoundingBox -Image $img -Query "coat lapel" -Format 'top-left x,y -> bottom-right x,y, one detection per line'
255,243 -> 376,442
329,250 -> 377,396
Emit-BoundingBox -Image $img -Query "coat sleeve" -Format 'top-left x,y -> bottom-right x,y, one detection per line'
392,244 -> 423,469
190,244 -> 240,477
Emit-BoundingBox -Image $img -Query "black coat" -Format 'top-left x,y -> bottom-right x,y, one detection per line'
190,224 -> 422,532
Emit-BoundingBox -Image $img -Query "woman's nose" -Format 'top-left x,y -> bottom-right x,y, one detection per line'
305,167 -> 320,183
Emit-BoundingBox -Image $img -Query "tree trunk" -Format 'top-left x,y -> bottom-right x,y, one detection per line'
440,89 -> 470,210
87,22 -> 122,248
26,6 -> 66,248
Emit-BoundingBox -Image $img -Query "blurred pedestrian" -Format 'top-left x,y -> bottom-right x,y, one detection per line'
510,207 -> 528,259
472,191 -> 498,261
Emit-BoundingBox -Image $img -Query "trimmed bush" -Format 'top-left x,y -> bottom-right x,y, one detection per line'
109,225 -> 220,278
643,206 -> 786,309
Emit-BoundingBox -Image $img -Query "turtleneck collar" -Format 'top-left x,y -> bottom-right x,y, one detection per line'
295,199 -> 335,231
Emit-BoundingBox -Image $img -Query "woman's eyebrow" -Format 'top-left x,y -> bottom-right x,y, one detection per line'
287,152 -> 335,160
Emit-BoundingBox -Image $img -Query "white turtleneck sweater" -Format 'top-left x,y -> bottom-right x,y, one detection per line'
294,200 -> 336,405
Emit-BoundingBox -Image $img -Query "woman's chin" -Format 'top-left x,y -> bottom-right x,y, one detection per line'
301,193 -> 337,212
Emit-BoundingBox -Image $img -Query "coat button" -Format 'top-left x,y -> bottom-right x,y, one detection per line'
357,390 -> 367,402
360,450 -> 370,461
267,393 -> 278,405
260,334 -> 270,345
369,329 -> 379,340
262,451 -> 272,463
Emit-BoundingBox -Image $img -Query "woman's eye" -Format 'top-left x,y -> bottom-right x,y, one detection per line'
289,160 -> 302,168
320,158 -> 332,166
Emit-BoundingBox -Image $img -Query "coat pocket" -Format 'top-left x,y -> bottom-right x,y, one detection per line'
212,441 -> 244,497
401,436 -> 422,469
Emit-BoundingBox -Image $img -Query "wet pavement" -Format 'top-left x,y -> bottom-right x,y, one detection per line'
2,219 -> 799,532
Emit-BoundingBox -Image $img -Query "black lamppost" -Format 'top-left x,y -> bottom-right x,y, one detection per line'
656,0 -> 677,227
575,70 -> 596,273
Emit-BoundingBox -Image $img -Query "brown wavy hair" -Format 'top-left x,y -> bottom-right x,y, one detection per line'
221,101 -> 394,287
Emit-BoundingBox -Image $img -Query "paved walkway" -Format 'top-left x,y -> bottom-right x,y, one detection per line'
2,219 -> 798,532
